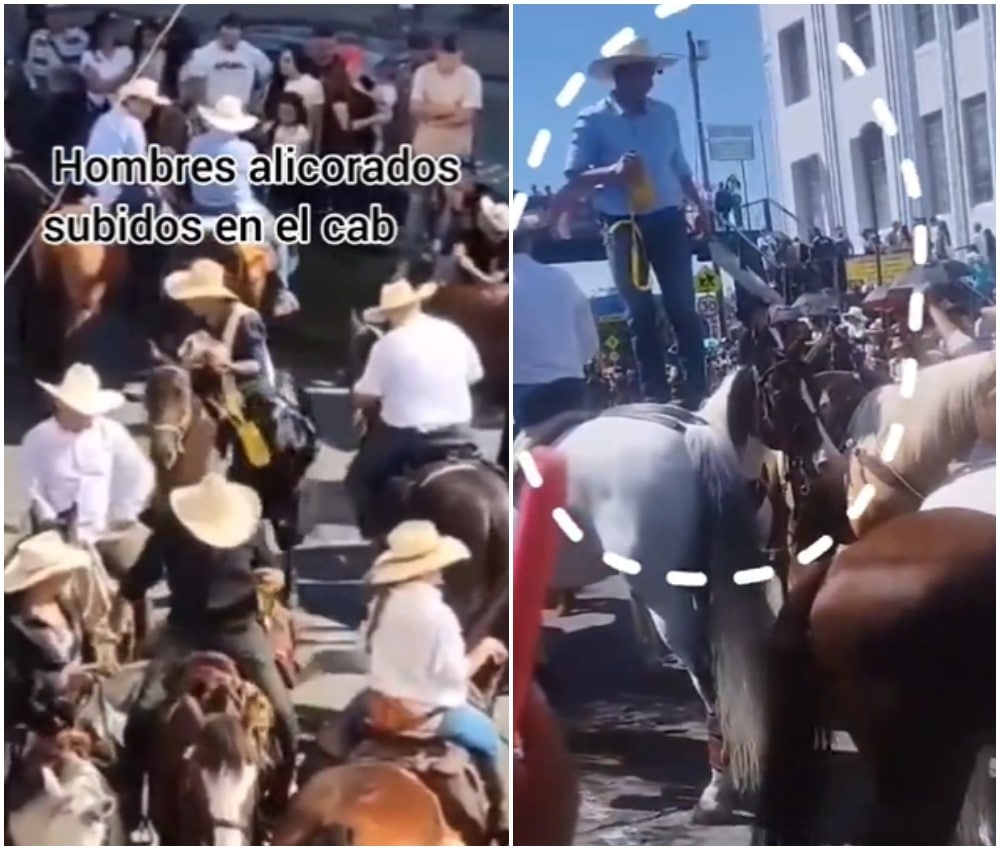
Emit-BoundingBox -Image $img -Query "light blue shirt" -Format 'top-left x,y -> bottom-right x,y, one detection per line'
512,253 -> 600,385
565,96 -> 693,217
187,129 -> 256,209
84,105 -> 147,204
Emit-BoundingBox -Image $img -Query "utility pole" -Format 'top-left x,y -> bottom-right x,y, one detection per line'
687,30 -> 711,192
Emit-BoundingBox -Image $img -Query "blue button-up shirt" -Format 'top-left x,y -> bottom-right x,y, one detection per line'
565,95 -> 693,217
84,105 -> 147,204
187,130 -> 256,209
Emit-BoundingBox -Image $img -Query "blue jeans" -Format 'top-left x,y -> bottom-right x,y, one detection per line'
436,704 -> 500,762
603,206 -> 707,404
190,199 -> 292,291
512,377 -> 587,438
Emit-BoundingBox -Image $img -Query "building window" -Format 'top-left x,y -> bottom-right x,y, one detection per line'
778,20 -> 810,105
911,4 -> 936,46
851,127 -> 891,233
838,5 -> 876,75
952,5 -> 979,29
962,94 -> 994,205
921,111 -> 951,215
790,154 -> 825,233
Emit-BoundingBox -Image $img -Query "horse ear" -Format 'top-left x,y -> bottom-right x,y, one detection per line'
40,765 -> 65,799
148,340 -> 175,365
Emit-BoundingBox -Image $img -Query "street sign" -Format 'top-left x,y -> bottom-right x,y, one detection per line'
608,351 -> 620,363
706,124 -> 755,162
696,295 -> 719,317
694,266 -> 720,295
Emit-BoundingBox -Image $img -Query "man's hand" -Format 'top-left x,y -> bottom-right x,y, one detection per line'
469,636 -> 508,668
615,151 -> 645,185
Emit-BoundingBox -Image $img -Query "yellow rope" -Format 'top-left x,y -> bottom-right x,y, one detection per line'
607,215 -> 651,292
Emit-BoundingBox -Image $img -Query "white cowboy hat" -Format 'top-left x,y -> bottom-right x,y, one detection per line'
198,95 -> 259,134
117,77 -> 170,106
366,520 -> 470,586
169,472 -> 262,549
5,530 -> 91,595
362,278 -> 439,323
588,37 -> 677,82
478,195 -> 510,233
844,306 -> 866,322
164,258 -> 237,303
37,363 -> 124,416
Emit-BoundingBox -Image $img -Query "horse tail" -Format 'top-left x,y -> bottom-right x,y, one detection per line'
685,425 -> 774,792
752,559 -> 833,846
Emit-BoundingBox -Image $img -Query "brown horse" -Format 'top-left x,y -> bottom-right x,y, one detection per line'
346,314 -> 510,646
753,508 -> 995,845
147,655 -> 278,845
426,284 -> 509,412
512,447 -> 580,845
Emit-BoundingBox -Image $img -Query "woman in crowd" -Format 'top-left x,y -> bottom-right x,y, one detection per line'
319,54 -> 379,157
130,17 -> 168,86
264,45 -> 324,149
80,11 -> 133,123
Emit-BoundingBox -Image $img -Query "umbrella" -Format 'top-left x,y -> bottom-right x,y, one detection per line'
894,260 -> 974,290
792,290 -> 840,316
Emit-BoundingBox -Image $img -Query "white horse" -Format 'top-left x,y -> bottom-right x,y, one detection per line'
919,453 -> 996,846
516,367 -> 780,822
8,756 -> 124,846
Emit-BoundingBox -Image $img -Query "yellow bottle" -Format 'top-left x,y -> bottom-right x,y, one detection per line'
628,158 -> 656,215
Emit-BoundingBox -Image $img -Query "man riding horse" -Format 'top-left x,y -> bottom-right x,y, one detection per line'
346,278 -> 496,540
118,473 -> 299,835
20,362 -> 154,664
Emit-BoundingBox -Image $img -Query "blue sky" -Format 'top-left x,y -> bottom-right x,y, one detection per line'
512,3 -> 774,200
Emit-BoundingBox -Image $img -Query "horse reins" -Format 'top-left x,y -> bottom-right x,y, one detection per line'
3,3 -> 188,288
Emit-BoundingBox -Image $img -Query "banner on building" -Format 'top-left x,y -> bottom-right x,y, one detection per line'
845,252 -> 915,291
706,125 -> 755,162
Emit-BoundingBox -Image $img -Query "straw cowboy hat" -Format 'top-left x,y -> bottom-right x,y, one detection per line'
198,95 -> 259,134
366,520 -> 470,586
588,37 -> 677,82
478,195 -> 510,233
5,530 -> 91,595
362,278 -> 438,323
117,76 -> 170,106
169,472 -> 262,549
844,306 -> 867,323
164,258 -> 237,303
37,363 -> 124,416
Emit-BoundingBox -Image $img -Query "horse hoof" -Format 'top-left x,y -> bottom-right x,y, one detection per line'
690,803 -> 738,826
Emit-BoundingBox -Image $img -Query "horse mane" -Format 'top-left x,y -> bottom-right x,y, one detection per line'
850,350 -> 996,467
194,714 -> 254,775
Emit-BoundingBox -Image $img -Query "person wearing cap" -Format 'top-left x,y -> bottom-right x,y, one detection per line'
565,37 -> 711,408
180,13 -> 271,108
163,258 -> 278,394
83,76 -> 170,211
117,472 -> 299,829
512,213 -> 599,436
345,520 -> 506,834
345,279 -> 484,539
4,531 -> 93,742
450,194 -> 509,286
187,95 -> 299,316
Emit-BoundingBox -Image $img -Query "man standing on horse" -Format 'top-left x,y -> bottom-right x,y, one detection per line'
564,37 -> 711,408
20,363 -> 154,664
117,473 -> 299,833
82,77 -> 171,212
187,95 -> 298,316
345,278 -> 485,539
345,520 -> 507,839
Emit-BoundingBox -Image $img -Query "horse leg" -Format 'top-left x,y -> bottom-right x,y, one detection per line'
631,581 -> 738,823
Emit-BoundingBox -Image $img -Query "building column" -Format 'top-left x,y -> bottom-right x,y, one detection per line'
982,4 -> 996,197
936,4 -> 970,243
812,5 -> 846,232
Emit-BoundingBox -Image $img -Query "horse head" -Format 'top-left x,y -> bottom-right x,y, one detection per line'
8,757 -> 121,846
184,713 -> 261,846
144,361 -> 195,471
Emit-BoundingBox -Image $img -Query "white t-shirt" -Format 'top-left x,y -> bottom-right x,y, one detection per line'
81,46 -> 134,108
184,39 -> 272,107
272,124 -> 310,156
283,73 -> 324,109
367,581 -> 468,710
354,313 -> 482,431
409,61 -> 482,157
20,417 -> 155,542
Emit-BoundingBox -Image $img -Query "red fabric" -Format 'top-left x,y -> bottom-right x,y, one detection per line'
511,447 -> 567,734
337,45 -> 365,76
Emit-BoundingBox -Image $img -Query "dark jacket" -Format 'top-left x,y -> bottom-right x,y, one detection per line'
121,516 -> 273,628
4,607 -> 81,733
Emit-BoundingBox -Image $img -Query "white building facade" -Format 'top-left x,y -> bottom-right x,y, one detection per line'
760,3 -> 995,247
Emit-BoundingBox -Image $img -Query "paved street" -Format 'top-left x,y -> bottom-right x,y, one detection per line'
543,577 -> 867,846
3,308 -> 508,812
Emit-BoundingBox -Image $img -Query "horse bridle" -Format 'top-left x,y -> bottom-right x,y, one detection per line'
150,393 -> 198,461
